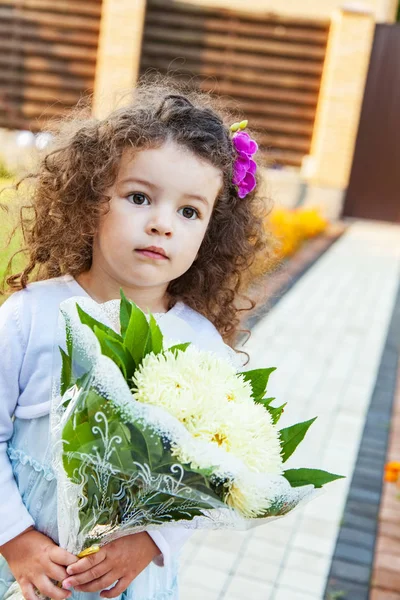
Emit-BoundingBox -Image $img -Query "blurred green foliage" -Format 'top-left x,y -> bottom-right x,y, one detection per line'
0,178 -> 25,301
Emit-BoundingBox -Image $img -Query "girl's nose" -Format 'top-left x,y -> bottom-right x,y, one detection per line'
146,214 -> 173,237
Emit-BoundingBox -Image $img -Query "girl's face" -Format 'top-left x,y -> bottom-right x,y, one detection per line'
90,141 -> 222,305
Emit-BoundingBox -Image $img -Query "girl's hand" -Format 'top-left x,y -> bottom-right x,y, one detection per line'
62,532 -> 160,598
0,527 -> 78,600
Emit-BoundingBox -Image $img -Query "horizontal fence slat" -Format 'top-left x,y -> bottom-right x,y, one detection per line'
4,0 -> 102,18
145,11 -> 328,45
0,71 -> 92,92
0,84 -> 89,106
142,41 -> 324,75
222,96 -> 316,121
141,58 -> 321,91
146,0 -> 329,29
0,7 -> 100,31
198,79 -> 318,107
0,23 -> 99,46
144,25 -> 326,60
248,116 -> 314,136
0,39 -> 97,61
0,54 -> 96,77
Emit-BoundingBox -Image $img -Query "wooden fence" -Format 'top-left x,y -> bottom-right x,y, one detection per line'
0,0 -> 101,131
0,0 -> 329,169
140,0 -> 329,167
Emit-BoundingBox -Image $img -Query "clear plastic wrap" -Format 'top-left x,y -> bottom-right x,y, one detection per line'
50,296 -> 321,556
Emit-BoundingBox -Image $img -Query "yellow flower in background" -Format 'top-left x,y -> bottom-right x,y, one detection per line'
269,207 -> 328,262
244,205 -> 329,284
384,461 -> 400,483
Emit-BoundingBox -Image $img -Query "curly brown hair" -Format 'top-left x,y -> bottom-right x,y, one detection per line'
2,77 -> 275,344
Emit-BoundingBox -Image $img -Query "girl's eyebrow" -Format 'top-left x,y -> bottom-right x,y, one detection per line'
120,177 -> 157,189
120,177 -> 209,206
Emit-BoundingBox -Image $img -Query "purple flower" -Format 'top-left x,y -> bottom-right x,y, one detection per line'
232,155 -> 250,185
232,131 -> 258,198
233,131 -> 258,156
238,172 -> 256,198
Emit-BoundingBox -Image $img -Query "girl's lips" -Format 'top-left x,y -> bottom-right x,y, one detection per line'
135,248 -> 169,260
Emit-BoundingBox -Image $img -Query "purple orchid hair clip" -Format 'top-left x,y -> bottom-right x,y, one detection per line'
230,120 -> 258,199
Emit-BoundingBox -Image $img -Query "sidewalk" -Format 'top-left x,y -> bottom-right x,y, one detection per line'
179,220 -> 400,600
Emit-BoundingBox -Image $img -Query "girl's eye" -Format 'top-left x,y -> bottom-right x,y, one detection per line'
127,193 -> 150,206
179,206 -> 199,220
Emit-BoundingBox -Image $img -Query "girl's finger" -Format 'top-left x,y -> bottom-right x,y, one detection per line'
63,560 -> 109,589
100,577 -> 129,599
45,561 -> 69,583
65,549 -> 106,576
73,571 -> 116,593
49,546 -> 79,567
35,576 -> 72,600
20,583 -> 40,600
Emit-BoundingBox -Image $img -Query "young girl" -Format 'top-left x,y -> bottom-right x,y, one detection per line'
0,80 -> 271,600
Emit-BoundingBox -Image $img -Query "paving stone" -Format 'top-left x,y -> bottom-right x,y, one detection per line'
375,536 -> 400,556
370,589 -> 400,600
341,512 -> 377,533
352,475 -> 384,494
335,541 -> 374,565
373,567 -> 400,592
325,578 -> 370,600
374,550 -> 400,573
348,486 -> 382,504
222,574 -> 273,599
273,588 -> 318,600
378,520 -> 400,541
336,527 -> 376,550
330,559 -> 371,585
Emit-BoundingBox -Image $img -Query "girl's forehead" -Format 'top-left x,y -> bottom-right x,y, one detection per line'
116,142 -> 223,196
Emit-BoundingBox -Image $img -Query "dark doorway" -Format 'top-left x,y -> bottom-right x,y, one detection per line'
343,24 -> 400,222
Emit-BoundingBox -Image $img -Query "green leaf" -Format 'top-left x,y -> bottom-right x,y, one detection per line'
124,302 -> 151,364
149,314 -> 163,355
94,326 -> 136,379
59,347 -> 73,396
283,468 -> 345,488
268,402 -> 287,425
241,368 -> 276,401
119,289 -> 133,338
255,397 -> 275,409
279,418 -> 317,463
65,321 -> 73,357
76,304 -> 122,342
167,343 -> 191,356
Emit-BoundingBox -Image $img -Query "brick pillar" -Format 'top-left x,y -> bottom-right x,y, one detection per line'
375,0 -> 398,22
302,7 -> 375,189
92,0 -> 146,119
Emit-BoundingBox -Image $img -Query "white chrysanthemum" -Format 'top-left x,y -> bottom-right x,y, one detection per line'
225,476 -> 278,518
181,402 -> 283,475
132,346 -> 253,419
132,346 -> 284,516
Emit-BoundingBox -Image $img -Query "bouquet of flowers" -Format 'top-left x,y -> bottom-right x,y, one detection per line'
50,292 -> 342,556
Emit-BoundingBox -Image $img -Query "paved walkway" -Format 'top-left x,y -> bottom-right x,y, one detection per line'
179,220 -> 400,600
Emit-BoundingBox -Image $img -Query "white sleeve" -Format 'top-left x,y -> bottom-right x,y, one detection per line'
0,292 -> 35,547
147,528 -> 193,567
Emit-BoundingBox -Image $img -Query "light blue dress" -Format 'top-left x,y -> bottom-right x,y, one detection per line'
0,416 -> 179,600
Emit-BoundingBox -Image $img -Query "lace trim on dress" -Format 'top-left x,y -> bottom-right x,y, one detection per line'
7,447 -> 55,482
